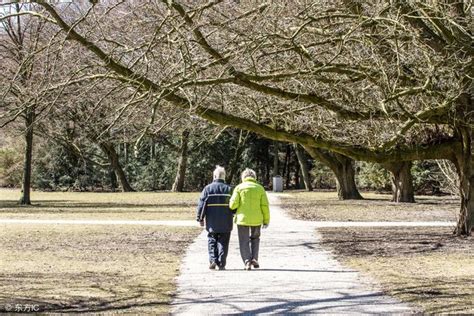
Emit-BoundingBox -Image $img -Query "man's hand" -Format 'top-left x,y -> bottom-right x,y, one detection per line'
199,220 -> 205,227
262,224 -> 269,229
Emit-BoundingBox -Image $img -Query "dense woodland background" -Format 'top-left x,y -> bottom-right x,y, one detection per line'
0,128 -> 458,194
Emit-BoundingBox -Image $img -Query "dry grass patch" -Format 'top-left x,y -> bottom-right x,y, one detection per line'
0,224 -> 200,313
279,191 -> 458,222
0,189 -> 199,220
319,227 -> 473,313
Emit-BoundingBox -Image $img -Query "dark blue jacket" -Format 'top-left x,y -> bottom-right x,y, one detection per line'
196,179 -> 233,233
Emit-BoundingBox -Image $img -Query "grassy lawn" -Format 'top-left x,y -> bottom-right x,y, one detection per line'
318,227 -> 473,314
278,191 -> 459,222
0,189 -> 201,313
0,224 -> 199,313
0,189 -> 200,220
280,191 -> 473,313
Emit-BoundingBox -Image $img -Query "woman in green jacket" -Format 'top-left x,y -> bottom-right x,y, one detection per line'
229,168 -> 270,270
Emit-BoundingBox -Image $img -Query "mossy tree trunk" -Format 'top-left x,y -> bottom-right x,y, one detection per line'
384,161 -> 415,203
304,147 -> 363,200
333,155 -> 363,200
453,127 -> 473,236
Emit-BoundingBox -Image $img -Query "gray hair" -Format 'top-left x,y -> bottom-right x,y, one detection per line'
241,168 -> 256,181
213,165 -> 226,180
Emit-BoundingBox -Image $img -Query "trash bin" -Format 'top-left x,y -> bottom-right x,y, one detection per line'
273,176 -> 283,192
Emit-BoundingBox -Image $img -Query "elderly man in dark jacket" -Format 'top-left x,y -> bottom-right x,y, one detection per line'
196,166 -> 234,270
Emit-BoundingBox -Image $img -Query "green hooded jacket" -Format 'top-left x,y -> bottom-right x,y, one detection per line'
229,177 -> 270,226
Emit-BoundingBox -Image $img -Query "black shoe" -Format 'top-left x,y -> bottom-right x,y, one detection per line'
217,265 -> 226,271
244,260 -> 252,270
209,262 -> 217,270
251,259 -> 260,268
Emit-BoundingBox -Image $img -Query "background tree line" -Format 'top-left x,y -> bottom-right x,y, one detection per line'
1,126 -> 458,196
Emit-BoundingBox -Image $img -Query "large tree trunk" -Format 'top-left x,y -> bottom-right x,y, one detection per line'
383,161 -> 415,203
333,156 -> 363,200
304,146 -> 363,200
453,127 -> 473,236
294,143 -> 313,191
172,130 -> 189,192
19,109 -> 35,205
100,142 -> 134,192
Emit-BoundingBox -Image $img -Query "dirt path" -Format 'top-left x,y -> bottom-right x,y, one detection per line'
171,194 -> 414,314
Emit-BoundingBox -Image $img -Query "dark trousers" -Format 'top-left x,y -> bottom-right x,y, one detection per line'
207,232 -> 231,267
237,225 -> 261,263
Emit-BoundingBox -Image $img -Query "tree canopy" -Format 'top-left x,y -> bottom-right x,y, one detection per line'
0,1 -> 472,235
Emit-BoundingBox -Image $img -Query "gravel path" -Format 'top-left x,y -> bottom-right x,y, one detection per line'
171,194 -> 414,315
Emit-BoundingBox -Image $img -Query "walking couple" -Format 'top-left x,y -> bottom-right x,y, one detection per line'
196,166 -> 270,271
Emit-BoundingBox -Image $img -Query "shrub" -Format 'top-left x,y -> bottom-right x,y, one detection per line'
356,162 -> 391,191
0,147 -> 23,187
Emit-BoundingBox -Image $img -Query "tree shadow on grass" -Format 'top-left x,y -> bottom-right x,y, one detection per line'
0,294 -> 168,313
318,227 -> 473,257
387,278 -> 474,314
0,275 -> 172,313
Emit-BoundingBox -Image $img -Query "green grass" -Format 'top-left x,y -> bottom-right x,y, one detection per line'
0,189 -> 200,220
278,191 -> 459,222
